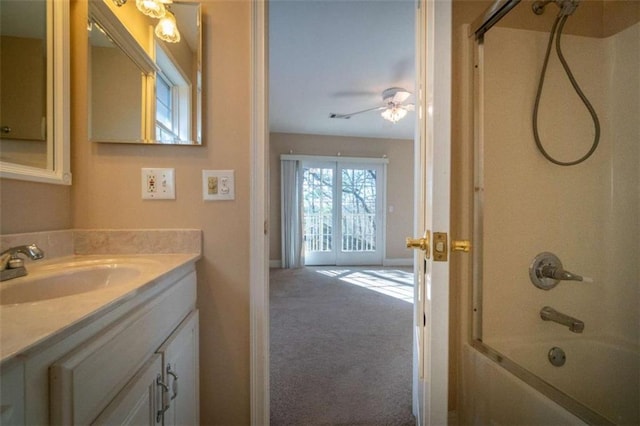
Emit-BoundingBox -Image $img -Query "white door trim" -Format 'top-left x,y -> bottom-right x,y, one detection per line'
249,0 -> 269,425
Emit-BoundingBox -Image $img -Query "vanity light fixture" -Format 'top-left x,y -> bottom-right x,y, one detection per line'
136,0 -> 166,19
155,9 -> 181,43
381,106 -> 408,123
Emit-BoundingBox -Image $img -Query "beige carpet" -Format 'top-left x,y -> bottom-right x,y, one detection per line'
270,266 -> 415,426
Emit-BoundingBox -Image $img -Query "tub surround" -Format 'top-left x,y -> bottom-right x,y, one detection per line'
0,229 -> 201,365
465,14 -> 639,426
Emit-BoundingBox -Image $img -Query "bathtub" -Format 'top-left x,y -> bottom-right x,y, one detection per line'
462,339 -> 640,425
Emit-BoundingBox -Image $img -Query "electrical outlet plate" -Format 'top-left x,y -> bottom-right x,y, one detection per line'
141,168 -> 176,200
202,170 -> 235,201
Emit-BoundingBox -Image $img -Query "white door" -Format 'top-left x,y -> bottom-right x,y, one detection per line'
303,160 -> 385,266
410,0 -> 452,425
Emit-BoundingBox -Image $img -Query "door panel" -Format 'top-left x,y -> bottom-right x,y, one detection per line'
337,163 -> 383,265
412,0 -> 452,425
302,163 -> 336,265
303,161 -> 385,266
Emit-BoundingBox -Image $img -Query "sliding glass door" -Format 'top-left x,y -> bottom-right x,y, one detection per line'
302,161 -> 384,266
302,162 -> 336,265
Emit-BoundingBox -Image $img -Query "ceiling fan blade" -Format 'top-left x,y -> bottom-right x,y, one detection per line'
403,103 -> 415,111
392,90 -> 411,104
329,105 -> 385,119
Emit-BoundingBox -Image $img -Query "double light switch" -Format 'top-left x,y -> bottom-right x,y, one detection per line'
202,170 -> 235,201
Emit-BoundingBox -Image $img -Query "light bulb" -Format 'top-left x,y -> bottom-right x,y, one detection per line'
381,107 -> 408,123
155,11 -> 181,43
136,0 -> 166,18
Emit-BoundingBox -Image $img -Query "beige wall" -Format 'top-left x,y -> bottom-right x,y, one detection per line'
0,180 -> 71,233
269,132 -> 414,264
1,1 -> 251,424
74,1 -> 251,423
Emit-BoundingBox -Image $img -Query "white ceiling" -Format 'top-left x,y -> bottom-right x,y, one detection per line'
269,0 -> 416,140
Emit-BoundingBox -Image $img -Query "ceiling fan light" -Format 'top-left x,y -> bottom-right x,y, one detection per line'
381,107 -> 407,123
136,0 -> 166,18
155,11 -> 181,43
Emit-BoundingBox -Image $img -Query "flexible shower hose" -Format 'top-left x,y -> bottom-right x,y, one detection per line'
532,15 -> 600,166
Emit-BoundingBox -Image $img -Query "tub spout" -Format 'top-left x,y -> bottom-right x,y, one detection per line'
540,306 -> 584,333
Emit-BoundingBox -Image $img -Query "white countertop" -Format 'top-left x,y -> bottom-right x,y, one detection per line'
0,253 -> 199,364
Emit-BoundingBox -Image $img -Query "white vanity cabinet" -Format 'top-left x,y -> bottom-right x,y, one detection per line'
49,270 -> 199,425
92,311 -> 200,426
0,259 -> 200,426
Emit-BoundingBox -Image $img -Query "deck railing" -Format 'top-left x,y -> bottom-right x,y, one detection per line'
303,213 -> 376,253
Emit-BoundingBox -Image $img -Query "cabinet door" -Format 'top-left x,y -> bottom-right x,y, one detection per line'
91,354 -> 162,426
0,363 -> 24,425
156,310 -> 199,426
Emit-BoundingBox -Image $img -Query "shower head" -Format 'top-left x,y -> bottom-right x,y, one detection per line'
532,0 -> 579,17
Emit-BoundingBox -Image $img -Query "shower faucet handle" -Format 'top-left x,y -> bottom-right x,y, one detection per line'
529,252 -> 592,290
539,264 -> 583,282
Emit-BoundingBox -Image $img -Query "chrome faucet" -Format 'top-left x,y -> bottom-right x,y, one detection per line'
540,306 -> 584,333
0,244 -> 45,281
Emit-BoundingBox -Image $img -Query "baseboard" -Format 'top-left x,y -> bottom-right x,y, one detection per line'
269,259 -> 281,268
383,258 -> 413,267
271,259 -> 413,268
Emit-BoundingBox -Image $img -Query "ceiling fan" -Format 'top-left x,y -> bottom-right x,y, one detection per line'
329,87 -> 415,123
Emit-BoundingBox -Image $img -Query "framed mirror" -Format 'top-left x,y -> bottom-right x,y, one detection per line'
0,0 -> 71,184
88,0 -> 202,145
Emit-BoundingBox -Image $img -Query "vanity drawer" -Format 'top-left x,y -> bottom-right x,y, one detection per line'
50,271 -> 196,425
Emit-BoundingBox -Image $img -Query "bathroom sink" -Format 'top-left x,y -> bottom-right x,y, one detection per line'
0,260 -> 143,305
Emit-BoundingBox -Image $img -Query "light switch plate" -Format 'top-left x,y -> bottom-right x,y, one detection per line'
202,170 -> 235,201
141,168 -> 176,199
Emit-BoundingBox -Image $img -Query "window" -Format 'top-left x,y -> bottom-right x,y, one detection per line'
154,42 -> 191,143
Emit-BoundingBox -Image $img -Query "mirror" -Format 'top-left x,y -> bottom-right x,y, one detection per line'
0,0 -> 71,184
88,0 -> 202,145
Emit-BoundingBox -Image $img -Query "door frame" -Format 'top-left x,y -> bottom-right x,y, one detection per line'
249,0 -> 269,424
249,0 -> 450,424
294,157 -> 387,266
